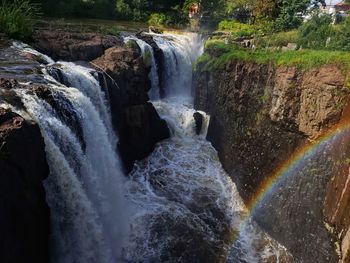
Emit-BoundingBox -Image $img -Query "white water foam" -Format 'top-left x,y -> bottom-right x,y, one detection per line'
13,51 -> 130,262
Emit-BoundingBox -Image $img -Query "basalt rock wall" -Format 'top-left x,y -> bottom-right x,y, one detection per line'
194,59 -> 350,262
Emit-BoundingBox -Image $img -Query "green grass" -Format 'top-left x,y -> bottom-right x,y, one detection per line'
0,0 -> 40,40
255,30 -> 299,48
196,40 -> 350,72
217,20 -> 258,38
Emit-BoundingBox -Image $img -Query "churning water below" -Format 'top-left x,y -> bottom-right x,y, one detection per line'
10,33 -> 291,263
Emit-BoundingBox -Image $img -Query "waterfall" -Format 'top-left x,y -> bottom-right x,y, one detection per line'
13,51 -> 129,263
152,33 -> 203,98
123,36 -> 160,100
10,33 -> 291,263
124,33 -> 291,262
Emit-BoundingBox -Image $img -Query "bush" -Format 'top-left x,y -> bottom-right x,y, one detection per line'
148,10 -> 188,27
298,12 -> 334,50
256,30 -> 299,48
218,20 -> 257,38
148,13 -> 169,26
115,0 -> 148,21
329,16 -> 350,51
0,0 -> 39,39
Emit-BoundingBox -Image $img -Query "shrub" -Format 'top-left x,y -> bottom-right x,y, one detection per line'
298,12 -> 334,50
256,30 -> 299,48
218,20 -> 257,38
0,0 -> 40,39
148,13 -> 169,26
148,11 -> 188,27
328,16 -> 350,51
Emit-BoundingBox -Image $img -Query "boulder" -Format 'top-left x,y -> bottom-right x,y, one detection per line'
92,46 -> 170,171
193,111 -> 203,135
31,30 -> 122,61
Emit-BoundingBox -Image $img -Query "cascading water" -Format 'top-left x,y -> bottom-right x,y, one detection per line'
123,36 -> 160,100
12,43 -> 129,263
10,34 -> 291,263
123,33 -> 292,262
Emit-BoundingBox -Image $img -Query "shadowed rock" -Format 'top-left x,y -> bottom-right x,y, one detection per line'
0,107 -> 49,263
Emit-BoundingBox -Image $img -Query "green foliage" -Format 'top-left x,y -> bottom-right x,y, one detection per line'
148,13 -> 169,26
255,30 -> 299,48
298,12 -> 334,49
0,0 -> 39,39
218,20 -> 257,38
274,0 -> 313,30
115,0 -> 148,21
328,16 -> 350,51
197,40 -> 350,72
148,9 -> 188,26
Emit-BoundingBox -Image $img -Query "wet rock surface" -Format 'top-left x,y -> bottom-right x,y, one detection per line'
193,111 -> 203,135
92,45 -> 169,171
0,105 -> 49,263
194,60 -> 350,262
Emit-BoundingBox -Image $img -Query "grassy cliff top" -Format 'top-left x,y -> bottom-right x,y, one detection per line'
195,40 -> 350,72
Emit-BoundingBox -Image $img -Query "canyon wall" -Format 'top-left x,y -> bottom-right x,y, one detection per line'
194,59 -> 350,262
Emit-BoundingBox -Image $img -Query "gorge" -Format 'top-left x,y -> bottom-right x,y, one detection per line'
0,27 -> 350,263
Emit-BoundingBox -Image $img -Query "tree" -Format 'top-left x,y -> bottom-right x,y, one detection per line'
274,0 -> 326,30
115,0 -> 148,20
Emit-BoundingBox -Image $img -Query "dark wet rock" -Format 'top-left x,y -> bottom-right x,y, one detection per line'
0,107 -> 49,263
31,30 -> 122,61
119,103 -> 169,171
0,79 -> 24,109
92,46 -> 170,171
193,111 -> 203,135
194,60 -> 350,263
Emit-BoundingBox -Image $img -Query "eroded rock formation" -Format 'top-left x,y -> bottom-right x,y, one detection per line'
92,44 -> 170,171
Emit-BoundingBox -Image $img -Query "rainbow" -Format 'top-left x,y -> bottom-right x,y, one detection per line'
246,122 -> 350,215
237,101 -> 350,229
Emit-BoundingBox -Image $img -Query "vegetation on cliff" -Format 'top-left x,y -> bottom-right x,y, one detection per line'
196,40 -> 350,72
0,0 -> 39,39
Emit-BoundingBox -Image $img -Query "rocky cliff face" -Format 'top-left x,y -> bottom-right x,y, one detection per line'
194,59 -> 350,262
92,45 -> 169,171
0,101 -> 49,263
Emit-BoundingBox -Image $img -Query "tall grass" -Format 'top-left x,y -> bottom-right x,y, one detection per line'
0,0 -> 40,39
